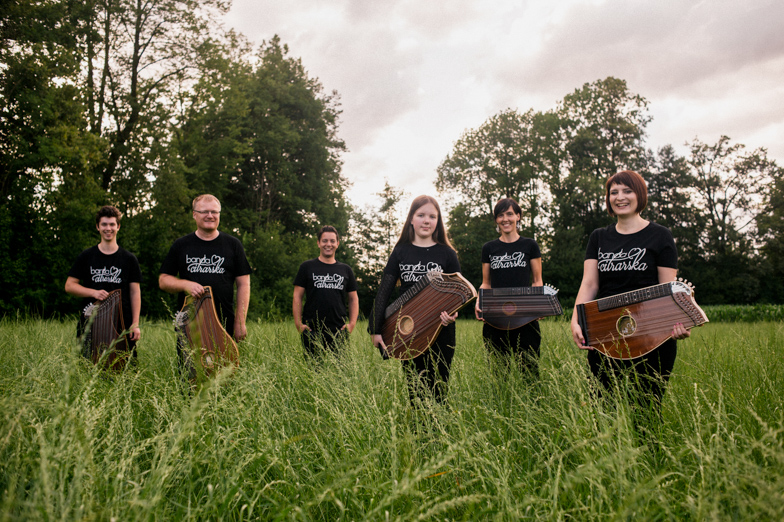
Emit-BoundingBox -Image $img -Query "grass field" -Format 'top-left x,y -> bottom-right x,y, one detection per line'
1,317 -> 783,520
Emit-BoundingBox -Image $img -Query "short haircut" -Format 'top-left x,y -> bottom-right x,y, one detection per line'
192,194 -> 221,210
317,225 -> 340,241
606,170 -> 648,216
95,205 -> 121,225
493,198 -> 522,220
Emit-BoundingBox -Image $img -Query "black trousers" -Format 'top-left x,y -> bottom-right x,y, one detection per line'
301,327 -> 349,359
587,339 -> 678,414
482,320 -> 541,377
402,324 -> 455,405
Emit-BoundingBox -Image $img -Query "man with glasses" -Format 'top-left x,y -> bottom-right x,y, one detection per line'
159,195 -> 251,364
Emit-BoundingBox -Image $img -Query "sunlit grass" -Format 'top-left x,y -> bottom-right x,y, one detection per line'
0,317 -> 782,520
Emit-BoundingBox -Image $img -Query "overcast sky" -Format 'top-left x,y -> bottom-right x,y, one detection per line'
224,0 -> 784,210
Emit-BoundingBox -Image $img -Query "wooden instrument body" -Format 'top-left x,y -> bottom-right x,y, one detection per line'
576,280 -> 708,360
176,286 -> 239,383
381,271 -> 477,360
478,285 -> 563,330
83,289 -> 130,371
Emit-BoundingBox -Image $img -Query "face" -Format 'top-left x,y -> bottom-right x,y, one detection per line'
608,183 -> 639,216
96,217 -> 119,242
193,198 -> 221,232
318,232 -> 339,259
495,207 -> 520,235
410,203 -> 439,242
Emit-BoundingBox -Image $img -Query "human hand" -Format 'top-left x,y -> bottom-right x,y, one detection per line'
441,311 -> 458,326
571,320 -> 592,350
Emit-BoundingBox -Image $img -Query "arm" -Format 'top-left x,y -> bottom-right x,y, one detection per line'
292,285 -> 311,333
158,273 -> 204,298
343,291 -> 359,333
658,266 -> 691,340
475,263 -> 491,320
530,257 -> 543,287
129,282 -> 141,341
570,259 -> 600,349
234,275 -> 250,341
65,277 -> 109,301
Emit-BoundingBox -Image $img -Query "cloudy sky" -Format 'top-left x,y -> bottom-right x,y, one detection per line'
225,0 -> 784,210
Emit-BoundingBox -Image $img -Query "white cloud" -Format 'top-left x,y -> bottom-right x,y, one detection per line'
225,0 -> 784,209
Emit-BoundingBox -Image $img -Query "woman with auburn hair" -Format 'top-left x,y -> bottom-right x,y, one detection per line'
571,170 -> 690,414
369,195 -> 461,404
475,197 -> 543,376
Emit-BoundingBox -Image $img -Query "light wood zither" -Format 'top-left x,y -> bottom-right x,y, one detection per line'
82,289 -> 131,371
381,271 -> 477,360
175,286 -> 239,383
478,284 -> 563,330
576,279 -> 709,360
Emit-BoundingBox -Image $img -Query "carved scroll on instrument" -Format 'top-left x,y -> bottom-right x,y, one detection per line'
478,284 -> 563,330
381,271 -> 477,361
576,279 -> 709,360
82,289 -> 131,371
175,286 -> 239,383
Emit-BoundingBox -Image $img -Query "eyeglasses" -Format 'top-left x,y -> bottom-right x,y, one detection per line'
194,210 -> 221,215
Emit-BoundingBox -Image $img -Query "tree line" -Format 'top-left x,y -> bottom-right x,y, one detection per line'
2,1 -> 782,322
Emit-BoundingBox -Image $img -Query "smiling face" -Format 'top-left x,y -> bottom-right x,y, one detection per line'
410,202 -> 439,243
193,198 -> 221,234
495,207 -> 521,236
318,231 -> 339,260
96,217 -> 120,243
608,183 -> 639,216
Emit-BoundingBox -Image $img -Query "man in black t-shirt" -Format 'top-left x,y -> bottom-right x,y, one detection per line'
293,226 -> 358,358
65,205 -> 142,358
159,195 -> 251,354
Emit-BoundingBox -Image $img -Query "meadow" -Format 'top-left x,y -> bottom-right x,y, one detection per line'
1,316 -> 782,521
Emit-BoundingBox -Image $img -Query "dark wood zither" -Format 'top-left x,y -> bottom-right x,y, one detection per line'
83,289 -> 130,371
381,271 -> 477,360
576,279 -> 709,360
478,284 -> 563,330
176,286 -> 239,383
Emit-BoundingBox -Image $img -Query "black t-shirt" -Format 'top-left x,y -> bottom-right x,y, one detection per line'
481,237 -> 541,288
370,242 -> 461,334
159,232 -> 251,331
385,243 -> 461,293
293,258 -> 358,330
68,246 -> 142,331
585,222 -> 677,298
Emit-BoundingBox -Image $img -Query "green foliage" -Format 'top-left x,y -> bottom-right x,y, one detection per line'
1,319 -> 783,519
701,304 -> 784,322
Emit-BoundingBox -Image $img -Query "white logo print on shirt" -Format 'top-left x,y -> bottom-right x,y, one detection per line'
399,262 -> 443,283
186,255 -> 226,274
91,266 -> 122,283
597,247 -> 648,272
313,273 -> 345,290
490,252 -> 527,270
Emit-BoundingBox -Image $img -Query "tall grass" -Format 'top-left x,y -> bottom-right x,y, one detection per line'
0,316 -> 782,520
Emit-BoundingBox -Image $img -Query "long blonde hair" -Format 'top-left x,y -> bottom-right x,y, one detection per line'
395,195 -> 454,250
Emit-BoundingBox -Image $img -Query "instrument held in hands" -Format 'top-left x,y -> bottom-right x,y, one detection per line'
82,289 -> 131,371
478,284 -> 563,330
381,271 -> 477,360
575,279 -> 708,360
175,286 -> 239,383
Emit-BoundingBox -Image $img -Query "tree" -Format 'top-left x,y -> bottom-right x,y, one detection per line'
436,108 -> 547,232
346,181 -> 408,312
756,167 -> 784,302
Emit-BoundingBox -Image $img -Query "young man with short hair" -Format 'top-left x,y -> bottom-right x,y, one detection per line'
293,225 -> 359,358
65,205 -> 142,359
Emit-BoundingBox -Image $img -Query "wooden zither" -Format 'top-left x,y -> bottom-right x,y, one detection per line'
381,271 -> 477,360
82,289 -> 130,371
576,279 -> 709,360
175,286 -> 239,383
478,284 -> 563,330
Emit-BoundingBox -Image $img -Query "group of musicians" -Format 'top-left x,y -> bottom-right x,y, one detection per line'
66,170 -> 690,412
